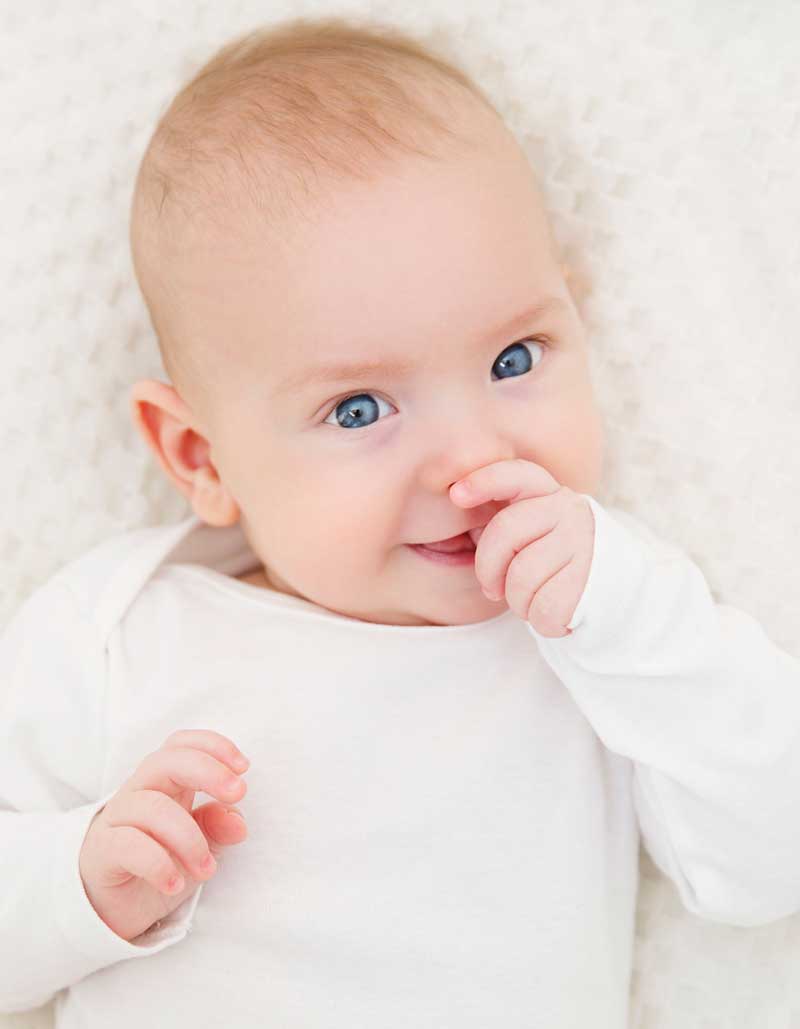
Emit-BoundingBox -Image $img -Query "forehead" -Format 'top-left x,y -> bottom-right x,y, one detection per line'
173,120 -> 561,391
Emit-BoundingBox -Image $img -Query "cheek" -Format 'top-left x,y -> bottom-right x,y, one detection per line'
268,441 -> 403,558
551,396 -> 605,492
322,481 -> 402,558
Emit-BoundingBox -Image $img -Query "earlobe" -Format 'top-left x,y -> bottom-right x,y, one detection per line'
192,466 -> 242,527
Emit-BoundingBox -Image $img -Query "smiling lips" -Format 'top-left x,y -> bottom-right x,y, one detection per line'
419,531 -> 476,553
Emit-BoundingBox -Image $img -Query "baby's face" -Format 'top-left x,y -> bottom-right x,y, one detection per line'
169,109 -> 604,627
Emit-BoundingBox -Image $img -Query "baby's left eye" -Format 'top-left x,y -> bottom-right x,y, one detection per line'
491,338 -> 545,380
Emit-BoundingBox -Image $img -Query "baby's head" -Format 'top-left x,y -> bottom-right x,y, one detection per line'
128,16 -> 604,627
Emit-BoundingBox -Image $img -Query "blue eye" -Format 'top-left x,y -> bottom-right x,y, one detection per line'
322,392 -> 395,430
491,338 -> 544,380
322,338 -> 545,430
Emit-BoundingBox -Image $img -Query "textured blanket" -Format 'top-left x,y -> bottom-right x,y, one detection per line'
1,2 -> 798,1026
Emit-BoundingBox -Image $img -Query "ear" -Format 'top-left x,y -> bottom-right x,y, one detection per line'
129,379 -> 241,527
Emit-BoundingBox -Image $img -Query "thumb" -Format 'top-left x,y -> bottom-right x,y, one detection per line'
191,800 -> 248,861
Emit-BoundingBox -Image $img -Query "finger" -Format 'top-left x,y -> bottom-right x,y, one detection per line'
467,526 -> 485,547
526,555 -> 590,637
450,458 -> 561,508
472,493 -> 562,600
161,729 -> 250,774
500,525 -> 575,625
192,800 -> 248,861
104,789 -> 222,883
124,747 -> 248,809
104,822 -> 191,896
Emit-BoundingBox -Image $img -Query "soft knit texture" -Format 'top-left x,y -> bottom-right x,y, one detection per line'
4,5 -> 799,1026
2,497 -> 798,1027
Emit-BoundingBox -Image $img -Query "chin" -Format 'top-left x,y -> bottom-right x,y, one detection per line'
441,594 -> 509,626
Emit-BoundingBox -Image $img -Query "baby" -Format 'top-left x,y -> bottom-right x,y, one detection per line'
3,15 -> 800,1029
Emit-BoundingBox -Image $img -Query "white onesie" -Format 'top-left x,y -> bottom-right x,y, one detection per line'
2,498 -> 799,1027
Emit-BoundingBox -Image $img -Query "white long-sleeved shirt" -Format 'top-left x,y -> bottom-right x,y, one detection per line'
1,496 -> 799,1027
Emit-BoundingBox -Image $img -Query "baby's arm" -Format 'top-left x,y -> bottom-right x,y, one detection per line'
0,575 -> 199,1013
529,497 -> 800,928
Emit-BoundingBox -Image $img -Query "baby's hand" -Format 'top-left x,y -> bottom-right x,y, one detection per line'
78,729 -> 249,942
450,459 -> 595,638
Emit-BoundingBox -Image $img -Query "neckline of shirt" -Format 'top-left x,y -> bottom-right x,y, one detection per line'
159,510 -> 517,636
167,562 -> 517,637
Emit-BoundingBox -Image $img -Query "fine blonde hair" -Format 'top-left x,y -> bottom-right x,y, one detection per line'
129,15 -> 505,409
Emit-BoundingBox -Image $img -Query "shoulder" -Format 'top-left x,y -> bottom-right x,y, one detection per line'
7,516 -> 200,650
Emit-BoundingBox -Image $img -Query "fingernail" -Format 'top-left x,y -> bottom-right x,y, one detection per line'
226,808 -> 246,822
233,754 -> 250,772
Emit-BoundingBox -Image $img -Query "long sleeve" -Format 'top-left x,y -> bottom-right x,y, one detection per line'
528,494 -> 800,928
0,570 -> 203,1014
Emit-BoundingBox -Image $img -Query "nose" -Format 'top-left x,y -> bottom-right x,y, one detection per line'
444,453 -> 511,496
441,439 -> 517,497
413,387 -> 517,495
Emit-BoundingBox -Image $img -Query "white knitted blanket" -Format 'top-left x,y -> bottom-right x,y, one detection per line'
2,1 -> 799,1026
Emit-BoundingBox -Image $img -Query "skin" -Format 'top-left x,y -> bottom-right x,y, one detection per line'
130,101 -> 605,627
448,462 -> 596,637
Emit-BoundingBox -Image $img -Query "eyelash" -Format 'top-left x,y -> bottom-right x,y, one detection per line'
320,336 -> 549,430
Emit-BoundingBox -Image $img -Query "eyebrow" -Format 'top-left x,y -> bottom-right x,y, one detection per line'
275,295 -> 569,395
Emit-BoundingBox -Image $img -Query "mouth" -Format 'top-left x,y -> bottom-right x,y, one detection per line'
414,530 -> 476,553
412,521 -> 487,551
406,528 -> 481,567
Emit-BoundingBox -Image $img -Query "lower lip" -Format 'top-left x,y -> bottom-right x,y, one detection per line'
407,544 -> 476,566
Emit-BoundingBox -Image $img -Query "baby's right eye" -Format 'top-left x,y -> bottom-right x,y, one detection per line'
323,392 -> 396,431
